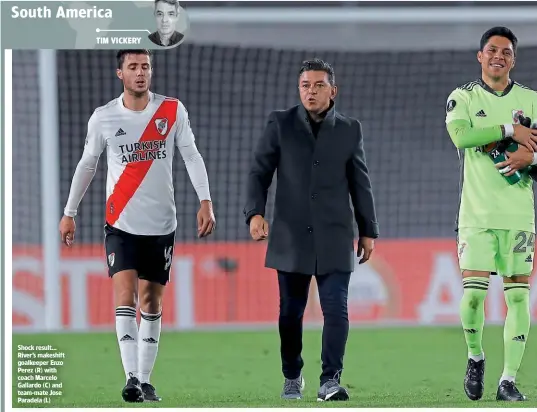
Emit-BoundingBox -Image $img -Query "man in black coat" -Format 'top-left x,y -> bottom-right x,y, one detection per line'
243,59 -> 379,401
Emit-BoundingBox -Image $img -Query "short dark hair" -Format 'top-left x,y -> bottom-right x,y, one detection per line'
116,49 -> 152,69
480,26 -> 518,55
299,59 -> 335,86
155,0 -> 180,12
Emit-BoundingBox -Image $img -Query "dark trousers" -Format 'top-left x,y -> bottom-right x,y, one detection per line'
278,270 -> 351,385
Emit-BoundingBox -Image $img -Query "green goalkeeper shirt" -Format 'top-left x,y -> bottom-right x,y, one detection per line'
445,78 -> 537,233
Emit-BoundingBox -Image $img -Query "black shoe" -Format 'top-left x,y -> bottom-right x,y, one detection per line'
121,373 -> 144,403
141,383 -> 162,402
281,375 -> 305,400
317,379 -> 349,402
464,358 -> 485,401
496,380 -> 526,401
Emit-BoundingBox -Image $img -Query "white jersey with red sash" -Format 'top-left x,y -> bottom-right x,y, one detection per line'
64,92 -> 211,236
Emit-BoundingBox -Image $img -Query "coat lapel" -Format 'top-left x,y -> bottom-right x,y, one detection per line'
295,105 -> 315,143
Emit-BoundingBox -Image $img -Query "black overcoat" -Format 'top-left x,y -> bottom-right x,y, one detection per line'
243,103 -> 379,275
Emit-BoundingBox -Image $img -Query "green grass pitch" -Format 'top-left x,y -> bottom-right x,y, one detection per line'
12,326 -> 536,407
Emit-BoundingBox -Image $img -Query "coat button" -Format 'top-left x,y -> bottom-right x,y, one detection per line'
307,226 -> 313,233
313,160 -> 319,166
311,193 -> 317,199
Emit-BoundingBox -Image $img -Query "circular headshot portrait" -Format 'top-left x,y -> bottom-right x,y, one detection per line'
148,0 -> 190,48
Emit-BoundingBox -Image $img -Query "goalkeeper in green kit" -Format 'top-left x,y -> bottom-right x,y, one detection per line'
445,27 -> 537,402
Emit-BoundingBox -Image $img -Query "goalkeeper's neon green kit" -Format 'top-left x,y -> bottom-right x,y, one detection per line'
445,78 -> 537,276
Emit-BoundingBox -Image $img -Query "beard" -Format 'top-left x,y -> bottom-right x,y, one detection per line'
131,90 -> 147,98
125,83 -> 149,98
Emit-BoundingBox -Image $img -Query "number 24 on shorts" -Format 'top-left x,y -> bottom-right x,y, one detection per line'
513,232 -> 535,254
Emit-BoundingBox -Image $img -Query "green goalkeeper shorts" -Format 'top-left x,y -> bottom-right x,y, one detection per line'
457,227 -> 535,277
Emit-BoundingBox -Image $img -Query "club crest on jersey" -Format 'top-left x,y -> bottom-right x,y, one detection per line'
108,253 -> 115,267
155,118 -> 168,136
512,110 -> 525,123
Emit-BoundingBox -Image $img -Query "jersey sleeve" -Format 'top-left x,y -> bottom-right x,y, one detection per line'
174,101 -> 196,149
445,88 -> 471,125
174,101 -> 212,202
445,88 -> 504,149
84,111 -> 106,156
63,111 -> 104,217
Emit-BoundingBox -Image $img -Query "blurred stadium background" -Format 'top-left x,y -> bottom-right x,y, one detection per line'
12,1 -> 537,334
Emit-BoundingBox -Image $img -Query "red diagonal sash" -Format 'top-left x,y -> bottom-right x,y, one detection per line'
106,99 -> 178,226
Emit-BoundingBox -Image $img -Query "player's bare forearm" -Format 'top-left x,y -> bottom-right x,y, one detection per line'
447,119 -> 505,149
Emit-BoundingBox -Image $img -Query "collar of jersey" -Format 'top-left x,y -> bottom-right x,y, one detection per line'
118,91 -> 154,114
477,78 -> 515,97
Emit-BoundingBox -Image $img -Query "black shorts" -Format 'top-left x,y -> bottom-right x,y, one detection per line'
104,224 -> 176,285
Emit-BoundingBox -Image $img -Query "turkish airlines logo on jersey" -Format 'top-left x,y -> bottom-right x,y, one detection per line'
155,118 -> 168,135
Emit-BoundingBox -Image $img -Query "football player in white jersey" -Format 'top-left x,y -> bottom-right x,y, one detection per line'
59,49 -> 215,402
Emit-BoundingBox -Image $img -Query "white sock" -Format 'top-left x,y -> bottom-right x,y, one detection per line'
115,306 -> 139,382
469,352 -> 484,362
138,310 -> 162,384
499,375 -> 515,385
